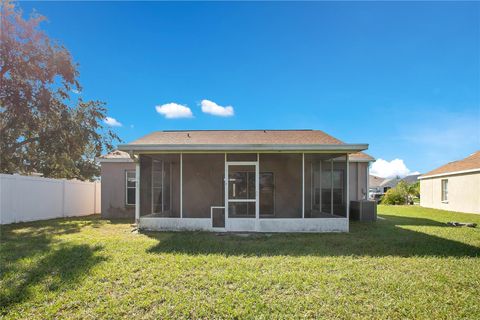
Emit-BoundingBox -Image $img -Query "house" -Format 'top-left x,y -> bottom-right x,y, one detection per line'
368,174 -> 420,201
368,175 -> 385,200
97,150 -> 135,219
379,174 -> 421,192
419,151 -> 480,214
99,130 -> 375,232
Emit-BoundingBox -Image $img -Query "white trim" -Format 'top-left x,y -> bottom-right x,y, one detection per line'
330,158 -> 333,215
135,161 -> 140,223
255,153 -> 260,229
346,154 -> 350,220
366,163 -> 370,200
125,170 -> 136,206
346,158 -> 374,163
210,206 -> 225,229
119,143 -> 369,152
302,153 -> 305,219
224,153 -> 228,225
419,168 -> 480,179
180,153 -> 183,218
139,217 -> 349,233
441,178 -> 449,202
96,158 -> 134,163
225,161 -> 258,165
225,160 -> 259,229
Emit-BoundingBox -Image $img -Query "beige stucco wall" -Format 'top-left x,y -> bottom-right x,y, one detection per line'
100,162 -> 136,219
349,162 -> 368,201
420,172 -> 480,214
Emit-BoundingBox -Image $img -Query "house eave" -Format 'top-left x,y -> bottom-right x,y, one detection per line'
96,158 -> 134,163
117,143 -> 369,153
418,168 -> 480,180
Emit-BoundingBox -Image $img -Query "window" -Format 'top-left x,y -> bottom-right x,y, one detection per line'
441,179 -> 448,202
125,171 -> 136,205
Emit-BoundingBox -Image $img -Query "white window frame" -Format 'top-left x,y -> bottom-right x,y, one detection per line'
125,170 -> 136,205
441,179 -> 448,203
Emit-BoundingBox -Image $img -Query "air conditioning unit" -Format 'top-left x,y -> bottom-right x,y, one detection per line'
350,200 -> 377,221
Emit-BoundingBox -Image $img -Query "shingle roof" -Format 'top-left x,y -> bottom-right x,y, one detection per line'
421,151 -> 480,178
350,152 -> 375,161
129,130 -> 344,145
98,150 -> 131,159
96,150 -> 133,163
369,175 -> 385,187
119,130 -> 373,157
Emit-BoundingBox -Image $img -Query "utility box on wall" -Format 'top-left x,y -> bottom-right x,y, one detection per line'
350,200 -> 377,221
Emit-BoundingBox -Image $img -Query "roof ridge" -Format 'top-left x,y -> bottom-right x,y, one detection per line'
160,129 -> 315,132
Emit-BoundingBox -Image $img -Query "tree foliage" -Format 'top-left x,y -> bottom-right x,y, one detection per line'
0,1 -> 119,180
382,180 -> 420,205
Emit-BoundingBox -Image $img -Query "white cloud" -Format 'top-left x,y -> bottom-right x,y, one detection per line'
104,116 -> 122,127
200,99 -> 234,117
156,103 -> 193,119
71,89 -> 81,94
370,158 -> 417,178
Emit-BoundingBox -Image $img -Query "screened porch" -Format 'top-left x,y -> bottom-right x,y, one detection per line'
133,152 -> 351,232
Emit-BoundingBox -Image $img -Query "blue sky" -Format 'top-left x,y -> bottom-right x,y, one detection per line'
20,1 -> 480,176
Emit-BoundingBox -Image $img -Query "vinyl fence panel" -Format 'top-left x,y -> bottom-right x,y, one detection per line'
0,174 -> 101,224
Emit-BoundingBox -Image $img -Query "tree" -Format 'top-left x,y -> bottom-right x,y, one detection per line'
0,1 -> 119,180
381,187 -> 405,205
381,181 -> 420,205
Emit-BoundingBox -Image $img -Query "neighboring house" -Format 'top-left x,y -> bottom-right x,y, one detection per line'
99,130 -> 375,232
97,150 -> 135,219
369,175 -> 385,193
368,175 -> 385,202
419,151 -> 480,214
380,174 -> 421,192
368,174 -> 420,201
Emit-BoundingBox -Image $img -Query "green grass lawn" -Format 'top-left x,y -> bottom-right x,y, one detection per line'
1,206 -> 480,319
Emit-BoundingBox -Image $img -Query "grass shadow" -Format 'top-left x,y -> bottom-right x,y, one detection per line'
0,217 -> 108,314
144,214 -> 480,258
0,243 -> 106,314
0,216 -> 104,266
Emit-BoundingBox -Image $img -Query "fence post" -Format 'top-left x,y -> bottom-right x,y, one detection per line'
62,179 -> 66,217
94,181 -> 98,214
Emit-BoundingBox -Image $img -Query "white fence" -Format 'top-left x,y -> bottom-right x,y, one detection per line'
0,174 -> 101,224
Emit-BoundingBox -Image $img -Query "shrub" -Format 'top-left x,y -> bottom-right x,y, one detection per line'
381,187 -> 406,205
381,180 -> 419,205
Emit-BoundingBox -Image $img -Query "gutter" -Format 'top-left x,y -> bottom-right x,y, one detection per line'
95,157 -> 134,163
418,168 -> 480,180
117,143 -> 369,153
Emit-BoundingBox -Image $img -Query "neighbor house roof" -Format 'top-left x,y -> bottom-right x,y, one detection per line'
96,150 -> 133,163
369,175 -> 385,188
420,151 -> 480,179
380,174 -> 421,188
118,130 -> 372,155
